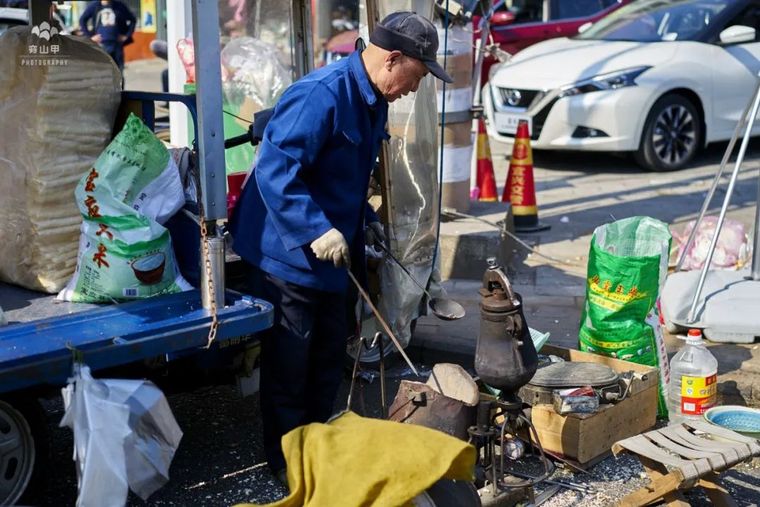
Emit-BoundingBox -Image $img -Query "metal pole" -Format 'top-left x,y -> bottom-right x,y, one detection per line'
192,0 -> 227,223
192,0 -> 227,310
687,81 -> 760,323
676,82 -> 758,271
291,0 -> 314,80
752,163 -> 760,280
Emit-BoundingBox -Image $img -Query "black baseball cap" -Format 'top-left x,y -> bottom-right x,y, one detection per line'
369,11 -> 454,83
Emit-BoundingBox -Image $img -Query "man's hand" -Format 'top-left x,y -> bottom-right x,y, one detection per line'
310,228 -> 350,268
91,34 -> 103,43
365,221 -> 386,248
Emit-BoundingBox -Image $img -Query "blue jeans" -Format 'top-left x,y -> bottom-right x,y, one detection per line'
103,43 -> 124,70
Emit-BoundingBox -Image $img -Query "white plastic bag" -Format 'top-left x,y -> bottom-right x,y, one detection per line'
672,216 -> 749,270
59,365 -> 183,506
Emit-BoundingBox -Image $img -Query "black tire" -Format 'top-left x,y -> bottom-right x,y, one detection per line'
0,397 -> 50,506
634,94 -> 702,171
414,479 -> 482,506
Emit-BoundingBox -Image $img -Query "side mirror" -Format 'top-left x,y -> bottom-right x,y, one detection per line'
719,25 -> 756,44
577,22 -> 592,34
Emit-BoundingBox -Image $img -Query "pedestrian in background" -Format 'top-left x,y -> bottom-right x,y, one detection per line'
230,11 -> 452,484
79,0 -> 135,70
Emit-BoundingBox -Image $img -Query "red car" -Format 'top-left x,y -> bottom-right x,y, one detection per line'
475,0 -> 631,84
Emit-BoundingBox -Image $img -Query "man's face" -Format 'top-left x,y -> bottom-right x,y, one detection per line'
383,53 -> 429,102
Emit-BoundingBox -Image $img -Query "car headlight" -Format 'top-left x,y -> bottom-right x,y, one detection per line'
558,66 -> 650,98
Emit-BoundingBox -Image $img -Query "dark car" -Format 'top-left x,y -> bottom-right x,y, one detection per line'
476,0 -> 631,83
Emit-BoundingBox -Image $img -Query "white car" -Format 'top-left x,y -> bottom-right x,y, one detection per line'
484,0 -> 760,171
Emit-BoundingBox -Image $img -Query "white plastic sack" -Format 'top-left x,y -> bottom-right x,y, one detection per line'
59,365 -> 183,507
0,305 -> 6,326
57,114 -> 191,303
672,216 -> 749,270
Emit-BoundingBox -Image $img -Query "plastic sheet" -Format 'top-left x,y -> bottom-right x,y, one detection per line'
0,27 -> 121,293
359,0 -> 445,348
59,364 -> 183,506
672,216 -> 750,270
221,36 -> 291,111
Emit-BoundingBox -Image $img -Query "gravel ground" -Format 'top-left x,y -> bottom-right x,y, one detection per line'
33,363 -> 760,506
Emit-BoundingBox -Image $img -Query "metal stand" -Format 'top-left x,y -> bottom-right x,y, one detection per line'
661,76 -> 760,342
677,76 -> 760,324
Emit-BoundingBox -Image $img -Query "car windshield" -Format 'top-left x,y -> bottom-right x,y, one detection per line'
576,0 -> 731,42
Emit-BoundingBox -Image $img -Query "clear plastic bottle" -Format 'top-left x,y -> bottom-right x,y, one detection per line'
668,329 -> 718,423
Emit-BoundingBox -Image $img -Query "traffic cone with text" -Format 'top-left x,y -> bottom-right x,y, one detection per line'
502,120 -> 550,232
475,117 -> 498,201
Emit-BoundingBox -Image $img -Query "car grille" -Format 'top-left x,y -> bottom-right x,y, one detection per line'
497,87 -> 541,109
499,97 -> 559,141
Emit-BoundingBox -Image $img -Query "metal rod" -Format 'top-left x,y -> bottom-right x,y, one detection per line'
676,84 -> 757,271
687,80 -> 760,322
346,336 -> 366,412
347,271 -> 419,376
753,164 -> 760,280
508,470 -> 594,493
378,331 -> 387,419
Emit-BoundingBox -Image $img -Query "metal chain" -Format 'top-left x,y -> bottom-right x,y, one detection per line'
198,203 -> 219,349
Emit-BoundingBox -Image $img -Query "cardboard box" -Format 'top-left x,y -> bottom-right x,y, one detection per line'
529,345 -> 659,465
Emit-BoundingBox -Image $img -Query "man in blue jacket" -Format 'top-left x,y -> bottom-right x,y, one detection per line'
230,11 -> 452,480
79,0 -> 135,70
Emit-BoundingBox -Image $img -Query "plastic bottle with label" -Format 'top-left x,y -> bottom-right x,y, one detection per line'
667,329 -> 718,423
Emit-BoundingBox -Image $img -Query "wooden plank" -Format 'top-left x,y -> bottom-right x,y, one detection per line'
640,457 -> 691,507
699,472 -> 739,507
618,472 -> 684,507
575,386 -> 658,463
531,388 -> 657,463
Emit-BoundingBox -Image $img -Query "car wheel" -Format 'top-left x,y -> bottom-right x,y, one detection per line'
635,94 -> 702,171
0,398 -> 50,506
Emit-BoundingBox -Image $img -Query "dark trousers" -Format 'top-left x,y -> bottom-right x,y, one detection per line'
103,44 -> 124,70
246,265 -> 349,473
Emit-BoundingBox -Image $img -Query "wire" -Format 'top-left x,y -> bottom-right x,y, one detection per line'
441,208 -> 585,268
223,109 -> 252,124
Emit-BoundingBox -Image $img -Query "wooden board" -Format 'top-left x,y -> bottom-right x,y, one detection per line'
530,345 -> 659,464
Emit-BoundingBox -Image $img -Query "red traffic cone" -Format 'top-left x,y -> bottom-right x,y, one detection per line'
502,120 -> 550,232
475,117 -> 498,202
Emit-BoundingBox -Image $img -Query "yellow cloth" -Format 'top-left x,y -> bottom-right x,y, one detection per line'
236,411 -> 476,507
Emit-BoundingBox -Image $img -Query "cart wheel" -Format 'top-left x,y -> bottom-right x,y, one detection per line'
0,398 -> 49,505
412,479 -> 482,506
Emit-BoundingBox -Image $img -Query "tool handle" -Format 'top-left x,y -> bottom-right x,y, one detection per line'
347,271 -> 419,376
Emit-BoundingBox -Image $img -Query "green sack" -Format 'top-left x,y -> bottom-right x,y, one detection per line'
58,114 -> 190,303
578,216 -> 671,416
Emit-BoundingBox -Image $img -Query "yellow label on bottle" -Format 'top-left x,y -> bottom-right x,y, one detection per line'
680,374 -> 717,415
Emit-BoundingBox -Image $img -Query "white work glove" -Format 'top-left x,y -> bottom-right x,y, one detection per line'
365,221 -> 386,248
310,228 -> 350,268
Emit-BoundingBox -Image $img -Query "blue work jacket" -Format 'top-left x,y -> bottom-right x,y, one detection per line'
230,51 -> 388,292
